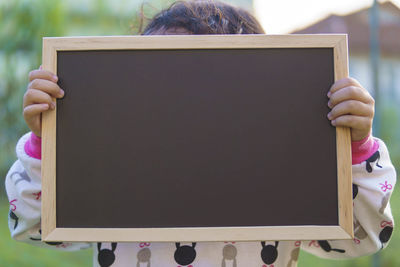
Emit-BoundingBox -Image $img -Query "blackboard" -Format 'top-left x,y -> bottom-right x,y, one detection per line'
41,35 -> 353,242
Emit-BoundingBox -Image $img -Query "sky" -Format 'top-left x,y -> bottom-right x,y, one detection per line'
253,0 -> 400,34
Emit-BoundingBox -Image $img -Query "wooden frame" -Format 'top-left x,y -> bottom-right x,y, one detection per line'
41,34 -> 352,242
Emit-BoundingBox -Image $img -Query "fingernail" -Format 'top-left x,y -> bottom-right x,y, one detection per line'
59,89 -> 65,97
327,112 -> 332,119
331,119 -> 336,126
327,101 -> 332,108
327,91 -> 331,98
42,104 -> 49,109
52,75 -> 58,82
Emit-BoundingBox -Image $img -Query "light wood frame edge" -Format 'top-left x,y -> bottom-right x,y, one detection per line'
45,226 -> 351,242
41,39 -> 57,240
333,36 -> 354,238
41,34 -> 353,242
44,34 -> 347,50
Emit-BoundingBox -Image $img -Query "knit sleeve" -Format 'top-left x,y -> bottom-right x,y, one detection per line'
300,137 -> 396,259
5,132 -> 90,251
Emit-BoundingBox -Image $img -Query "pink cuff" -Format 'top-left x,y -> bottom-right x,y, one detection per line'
24,132 -> 42,159
351,134 -> 379,165
22,132 -> 379,164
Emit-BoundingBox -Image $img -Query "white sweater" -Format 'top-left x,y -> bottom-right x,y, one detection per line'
5,132 -> 397,267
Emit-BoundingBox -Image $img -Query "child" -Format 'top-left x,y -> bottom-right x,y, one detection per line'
5,1 -> 397,266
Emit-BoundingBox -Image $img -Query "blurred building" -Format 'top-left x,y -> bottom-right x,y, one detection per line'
292,1 -> 400,104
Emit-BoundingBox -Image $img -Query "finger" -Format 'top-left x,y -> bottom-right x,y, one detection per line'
23,103 -> 50,119
328,77 -> 362,96
23,104 -> 50,137
27,79 -> 64,98
23,103 -> 49,124
23,88 -> 57,110
29,69 -> 58,83
327,100 -> 373,120
331,115 -> 372,132
328,86 -> 374,108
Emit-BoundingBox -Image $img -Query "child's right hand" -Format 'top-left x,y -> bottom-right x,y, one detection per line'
23,66 -> 65,137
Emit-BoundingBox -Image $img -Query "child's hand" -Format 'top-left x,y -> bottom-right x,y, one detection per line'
23,66 -> 64,137
327,77 -> 375,141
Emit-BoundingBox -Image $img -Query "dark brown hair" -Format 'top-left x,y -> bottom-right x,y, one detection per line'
141,0 -> 265,35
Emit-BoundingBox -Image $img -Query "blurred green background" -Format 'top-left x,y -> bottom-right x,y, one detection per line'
0,0 -> 399,266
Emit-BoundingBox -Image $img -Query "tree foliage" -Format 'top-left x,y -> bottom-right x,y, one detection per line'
0,0 -> 176,187
0,0 -> 66,181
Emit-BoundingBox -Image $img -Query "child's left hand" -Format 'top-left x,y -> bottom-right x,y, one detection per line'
327,77 -> 375,141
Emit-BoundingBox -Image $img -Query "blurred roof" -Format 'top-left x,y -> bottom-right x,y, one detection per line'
291,1 -> 400,55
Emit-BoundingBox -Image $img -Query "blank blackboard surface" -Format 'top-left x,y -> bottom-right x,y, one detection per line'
41,35 -> 352,242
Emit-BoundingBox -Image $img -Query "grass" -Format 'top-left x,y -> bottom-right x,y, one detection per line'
1,177 -> 399,267
0,199 -> 92,267
298,184 -> 400,267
